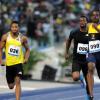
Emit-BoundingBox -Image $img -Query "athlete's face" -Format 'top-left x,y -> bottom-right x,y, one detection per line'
91,11 -> 99,23
80,17 -> 87,28
11,23 -> 19,34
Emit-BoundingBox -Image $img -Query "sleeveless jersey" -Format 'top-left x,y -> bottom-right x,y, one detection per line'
88,23 -> 100,53
88,23 -> 100,34
5,32 -> 24,66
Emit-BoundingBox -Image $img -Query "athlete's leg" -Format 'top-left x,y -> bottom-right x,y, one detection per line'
6,66 -> 15,89
72,71 -> 80,81
15,76 -> 21,100
81,62 -> 89,95
14,64 -> 23,100
8,83 -> 15,89
72,60 -> 81,81
86,53 -> 95,98
87,62 -> 95,96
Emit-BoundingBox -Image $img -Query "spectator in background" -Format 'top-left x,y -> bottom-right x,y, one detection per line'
0,0 -> 99,49
35,22 -> 44,47
27,15 -> 36,39
19,14 -> 27,35
0,19 -> 4,40
42,19 -> 51,46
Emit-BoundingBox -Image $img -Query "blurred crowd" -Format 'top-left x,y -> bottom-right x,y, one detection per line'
0,0 -> 99,48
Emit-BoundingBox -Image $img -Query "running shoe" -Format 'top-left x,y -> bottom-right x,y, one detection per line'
89,96 -> 94,100
80,74 -> 85,88
85,94 -> 90,100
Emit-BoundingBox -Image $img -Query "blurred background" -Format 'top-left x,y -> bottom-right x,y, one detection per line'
0,0 -> 100,82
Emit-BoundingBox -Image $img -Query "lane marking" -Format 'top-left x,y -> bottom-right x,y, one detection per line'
0,85 -> 36,90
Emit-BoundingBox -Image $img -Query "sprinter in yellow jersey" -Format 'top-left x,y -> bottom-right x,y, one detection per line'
0,21 -> 30,100
86,9 -> 100,100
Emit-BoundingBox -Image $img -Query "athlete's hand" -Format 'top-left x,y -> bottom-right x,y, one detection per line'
92,23 -> 97,29
92,23 -> 100,32
23,58 -> 28,64
0,60 -> 5,66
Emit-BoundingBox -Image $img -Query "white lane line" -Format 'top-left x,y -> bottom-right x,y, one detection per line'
0,85 -> 36,90
94,76 -> 100,83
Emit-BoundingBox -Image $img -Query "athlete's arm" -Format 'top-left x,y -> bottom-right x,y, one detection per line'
22,36 -> 30,64
0,34 -> 7,64
92,23 -> 100,33
88,22 -> 100,33
65,30 -> 74,59
66,39 -> 71,54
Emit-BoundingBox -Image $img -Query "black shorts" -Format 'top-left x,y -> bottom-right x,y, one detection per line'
72,60 -> 88,76
86,52 -> 100,79
6,63 -> 23,84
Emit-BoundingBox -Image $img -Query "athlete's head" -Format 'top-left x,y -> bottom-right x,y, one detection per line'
79,15 -> 88,28
10,21 -> 19,35
91,9 -> 100,23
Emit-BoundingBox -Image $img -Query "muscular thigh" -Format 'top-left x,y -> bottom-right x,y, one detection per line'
72,60 -> 81,73
79,62 -> 88,77
6,63 -> 23,84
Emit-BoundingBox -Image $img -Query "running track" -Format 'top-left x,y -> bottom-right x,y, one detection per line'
0,84 -> 100,100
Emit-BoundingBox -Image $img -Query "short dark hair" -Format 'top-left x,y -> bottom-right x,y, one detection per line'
92,8 -> 100,15
11,21 -> 19,26
80,15 -> 88,21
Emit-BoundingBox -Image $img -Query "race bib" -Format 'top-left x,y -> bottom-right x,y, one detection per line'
8,45 -> 20,56
77,43 -> 88,54
89,40 -> 100,53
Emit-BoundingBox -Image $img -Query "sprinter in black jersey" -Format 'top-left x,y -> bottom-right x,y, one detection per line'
65,15 -> 90,99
